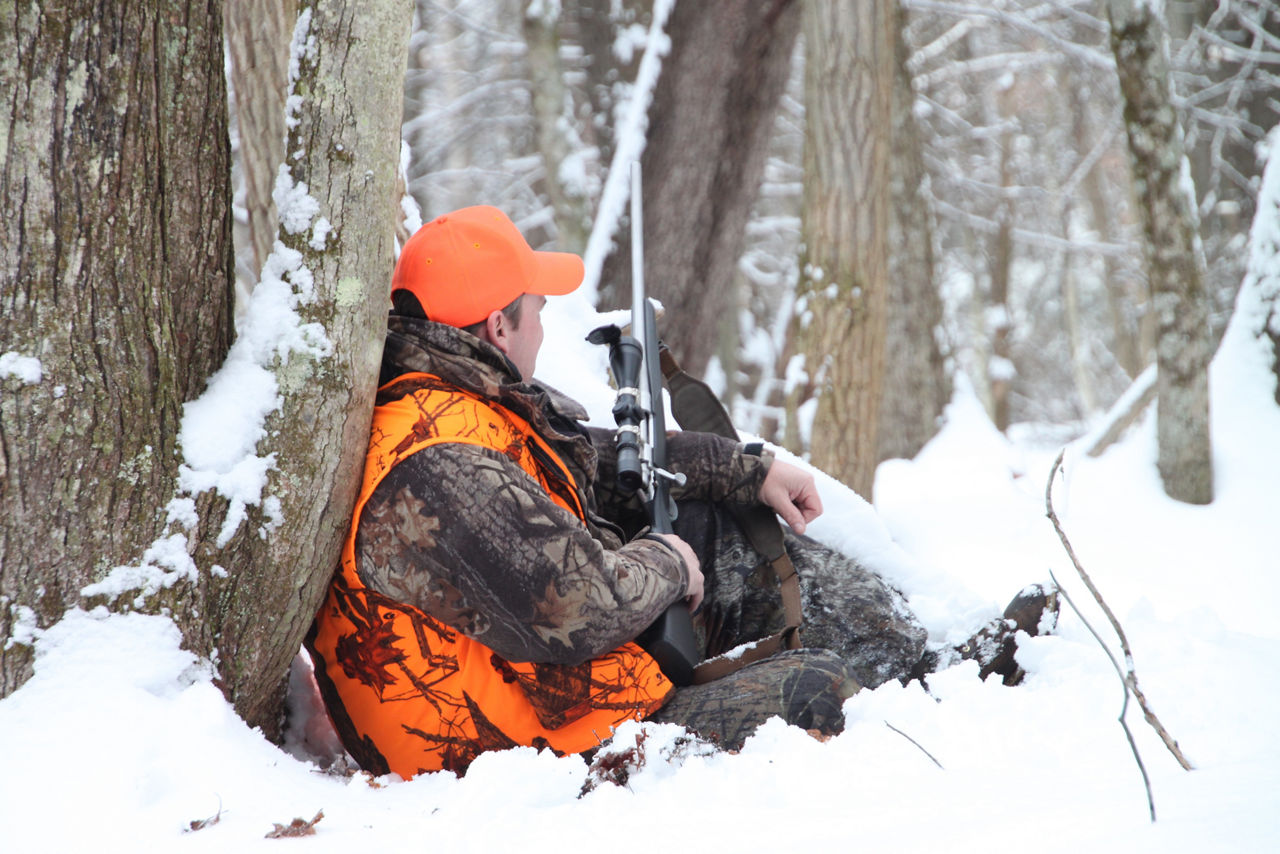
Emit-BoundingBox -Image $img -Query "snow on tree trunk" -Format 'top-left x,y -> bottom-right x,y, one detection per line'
0,2 -> 235,696
180,0 -> 411,735
0,0 -> 410,738
796,0 -> 894,499
1229,129 -> 1280,403
1107,0 -> 1214,505
598,0 -> 801,378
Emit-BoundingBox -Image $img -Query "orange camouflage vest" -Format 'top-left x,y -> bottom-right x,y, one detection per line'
306,372 -> 672,777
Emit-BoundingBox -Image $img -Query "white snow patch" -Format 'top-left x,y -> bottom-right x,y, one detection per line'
0,352 -> 42,384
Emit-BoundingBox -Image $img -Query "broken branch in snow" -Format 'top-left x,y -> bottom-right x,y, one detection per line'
183,796 -> 224,833
884,720 -> 944,769
265,809 -> 324,839
1045,450 -> 1195,785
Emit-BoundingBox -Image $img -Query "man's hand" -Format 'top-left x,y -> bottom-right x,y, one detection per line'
758,458 -> 824,535
652,532 -> 704,613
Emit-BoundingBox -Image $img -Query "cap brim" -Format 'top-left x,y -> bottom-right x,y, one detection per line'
528,251 -> 584,296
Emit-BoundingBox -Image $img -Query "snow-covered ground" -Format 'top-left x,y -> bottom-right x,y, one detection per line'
3,267 -> 1278,852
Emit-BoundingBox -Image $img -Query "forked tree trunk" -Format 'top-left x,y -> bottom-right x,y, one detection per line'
182,0 -> 411,734
0,0 -> 410,738
797,0 -> 894,498
1107,0 -> 1214,504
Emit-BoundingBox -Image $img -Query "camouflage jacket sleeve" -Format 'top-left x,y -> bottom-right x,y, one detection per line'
353,442 -> 689,667
587,426 -> 773,524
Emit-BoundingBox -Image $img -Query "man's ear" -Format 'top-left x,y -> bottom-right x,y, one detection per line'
484,308 -> 511,355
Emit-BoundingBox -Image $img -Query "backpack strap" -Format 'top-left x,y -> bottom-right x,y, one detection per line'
658,346 -> 804,684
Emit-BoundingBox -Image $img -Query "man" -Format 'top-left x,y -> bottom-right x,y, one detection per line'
306,206 -> 957,778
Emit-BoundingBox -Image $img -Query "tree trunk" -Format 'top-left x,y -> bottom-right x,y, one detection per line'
1073,83 -> 1147,381
0,0 -> 410,738
1,1 -> 235,695
181,0 -> 410,735
1108,0 -> 1214,504
878,3 -> 950,463
523,5 -> 591,253
988,131 -> 1015,434
797,0 -> 894,499
1060,205 -> 1099,415
598,0 -> 801,378
572,0 -> 651,193
226,0 -> 297,290
1239,131 -> 1280,403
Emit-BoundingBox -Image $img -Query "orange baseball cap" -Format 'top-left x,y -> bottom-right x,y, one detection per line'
391,205 -> 584,327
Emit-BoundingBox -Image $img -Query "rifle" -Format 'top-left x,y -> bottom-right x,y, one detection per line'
587,161 -> 700,686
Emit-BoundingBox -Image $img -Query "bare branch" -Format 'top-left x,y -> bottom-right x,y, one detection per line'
902,0 -> 1115,70
932,197 -> 1135,257
884,720 -> 945,769
1044,451 -> 1195,774
1058,104 -> 1123,200
1046,567 -> 1156,821
914,49 -> 1068,89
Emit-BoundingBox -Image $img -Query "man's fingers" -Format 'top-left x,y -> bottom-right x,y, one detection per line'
778,500 -> 806,534
685,562 -> 705,613
798,484 -> 823,522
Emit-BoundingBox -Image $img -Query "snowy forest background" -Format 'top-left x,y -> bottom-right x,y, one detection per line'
373,0 -> 1277,455
4,0 -> 1280,849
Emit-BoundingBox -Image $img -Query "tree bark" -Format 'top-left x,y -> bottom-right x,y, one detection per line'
797,0 -> 894,499
598,0 -> 801,378
226,0 -> 297,287
0,0 -> 410,737
1060,207 -> 1099,415
182,0 -> 410,734
571,0 -> 650,194
1107,0 -> 1214,504
523,5 -> 591,253
1,0 -> 235,695
988,130 -> 1015,434
878,3 -> 950,463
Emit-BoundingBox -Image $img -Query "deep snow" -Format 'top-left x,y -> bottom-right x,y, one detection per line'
6,5 -> 1279,849
3,264 -> 1278,852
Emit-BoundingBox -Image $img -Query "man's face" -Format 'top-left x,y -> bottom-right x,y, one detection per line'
505,293 -> 545,380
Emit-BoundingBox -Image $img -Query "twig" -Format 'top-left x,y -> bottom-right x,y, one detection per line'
1048,567 -> 1156,822
183,795 -> 225,833
884,720 -> 944,769
1045,450 -> 1195,775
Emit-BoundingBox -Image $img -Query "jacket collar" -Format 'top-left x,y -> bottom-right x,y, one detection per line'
381,315 -> 591,432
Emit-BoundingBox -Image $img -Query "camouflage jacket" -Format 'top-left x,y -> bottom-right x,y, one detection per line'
353,316 -> 773,668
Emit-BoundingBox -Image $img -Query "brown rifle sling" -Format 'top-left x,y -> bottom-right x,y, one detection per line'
658,347 -> 804,685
